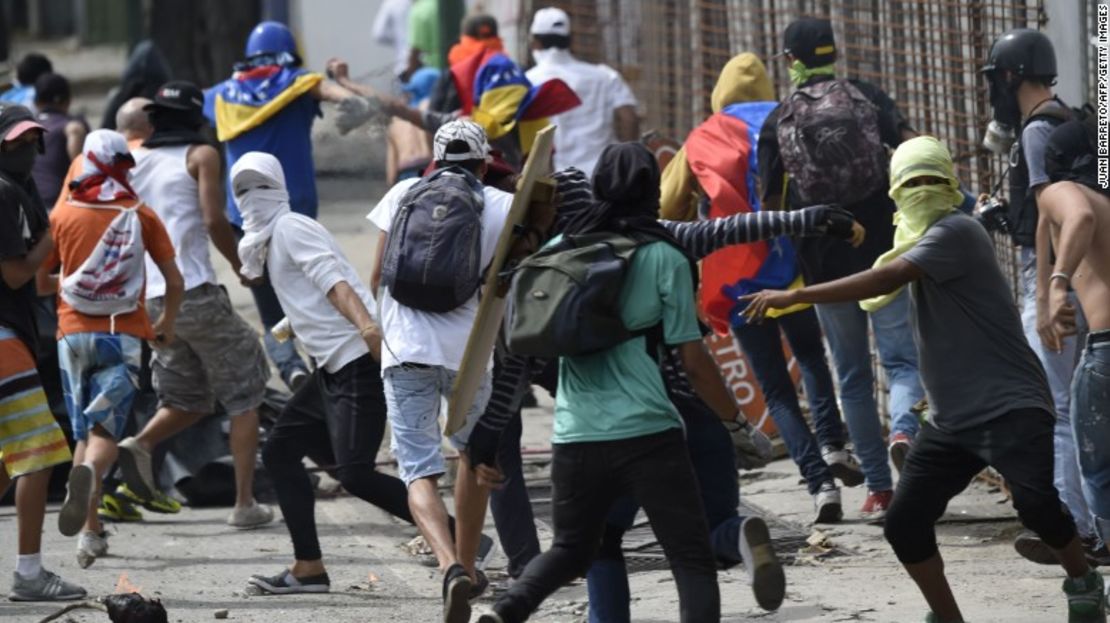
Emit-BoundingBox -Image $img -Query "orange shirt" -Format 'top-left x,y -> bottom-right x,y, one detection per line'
44,199 -> 175,340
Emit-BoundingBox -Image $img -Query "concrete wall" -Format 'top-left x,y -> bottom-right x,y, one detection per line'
289,0 -> 395,94
1045,0 -> 1086,105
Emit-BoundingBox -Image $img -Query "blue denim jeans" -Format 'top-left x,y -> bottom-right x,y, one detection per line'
1019,248 -> 1095,539
585,393 -> 744,623
382,365 -> 491,485
1071,335 -> 1110,541
733,307 -> 843,494
815,288 -> 924,492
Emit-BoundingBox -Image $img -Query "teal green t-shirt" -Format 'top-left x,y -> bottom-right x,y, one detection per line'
552,240 -> 701,444
408,0 -> 443,69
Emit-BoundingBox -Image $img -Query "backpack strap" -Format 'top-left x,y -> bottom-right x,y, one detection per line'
1023,97 -> 1071,129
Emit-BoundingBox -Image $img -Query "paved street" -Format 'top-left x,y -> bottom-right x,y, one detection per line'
0,175 -> 1085,622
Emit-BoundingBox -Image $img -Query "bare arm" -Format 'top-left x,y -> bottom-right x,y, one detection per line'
153,258 -> 184,344
326,280 -> 381,360
613,105 -> 639,142
188,145 -> 241,275
741,258 -> 923,321
1,232 -> 53,290
312,79 -> 358,103
678,339 -> 738,422
1037,182 -> 1093,351
64,121 -> 87,161
371,232 -> 387,294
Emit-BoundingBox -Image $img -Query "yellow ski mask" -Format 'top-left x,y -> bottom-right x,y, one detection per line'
859,136 -> 964,312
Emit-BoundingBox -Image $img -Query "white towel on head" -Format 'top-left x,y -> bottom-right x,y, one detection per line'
232,152 -> 291,280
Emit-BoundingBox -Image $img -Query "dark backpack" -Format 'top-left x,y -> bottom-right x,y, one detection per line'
1041,102 -> 1105,195
506,232 -> 656,358
381,166 -> 485,313
776,79 -> 887,206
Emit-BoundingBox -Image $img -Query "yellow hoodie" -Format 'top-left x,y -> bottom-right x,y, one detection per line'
659,53 -> 775,221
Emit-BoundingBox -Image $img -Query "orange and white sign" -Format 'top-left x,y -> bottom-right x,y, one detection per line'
705,331 -> 802,438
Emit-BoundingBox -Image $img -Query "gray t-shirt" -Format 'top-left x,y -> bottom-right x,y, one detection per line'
1022,118 -> 1057,189
901,213 -> 1053,432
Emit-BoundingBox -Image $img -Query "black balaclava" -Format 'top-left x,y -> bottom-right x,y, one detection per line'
143,107 -> 208,148
562,142 -> 670,238
0,105 -> 42,180
987,71 -> 1023,128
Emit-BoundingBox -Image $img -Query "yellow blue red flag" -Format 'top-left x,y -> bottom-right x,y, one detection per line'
204,64 -> 322,143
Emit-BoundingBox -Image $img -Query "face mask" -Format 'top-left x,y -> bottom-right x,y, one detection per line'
531,48 -> 557,65
981,119 -> 1016,155
891,183 -> 961,227
788,60 -> 837,88
987,72 -> 1022,128
0,141 -> 37,179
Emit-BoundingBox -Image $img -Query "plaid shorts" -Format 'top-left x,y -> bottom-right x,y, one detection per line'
147,284 -> 270,415
0,326 -> 70,477
57,331 -> 142,441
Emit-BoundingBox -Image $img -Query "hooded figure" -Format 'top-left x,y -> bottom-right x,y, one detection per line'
659,52 -> 802,333
100,41 -> 172,130
232,151 -> 291,280
859,136 -> 962,312
560,142 -> 672,242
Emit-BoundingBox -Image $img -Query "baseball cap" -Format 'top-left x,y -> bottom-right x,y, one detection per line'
783,18 -> 837,67
33,73 -> 70,106
144,81 -> 205,113
433,120 -> 491,163
0,104 -> 45,144
531,7 -> 571,37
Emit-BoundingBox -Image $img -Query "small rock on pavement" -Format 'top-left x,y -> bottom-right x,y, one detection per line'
214,608 -> 229,619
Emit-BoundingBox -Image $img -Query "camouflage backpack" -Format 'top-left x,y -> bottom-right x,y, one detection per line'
776,79 -> 887,206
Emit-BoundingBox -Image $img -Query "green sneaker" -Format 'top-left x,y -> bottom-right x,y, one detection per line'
116,483 -> 182,514
98,492 -> 143,522
1064,570 -> 1107,622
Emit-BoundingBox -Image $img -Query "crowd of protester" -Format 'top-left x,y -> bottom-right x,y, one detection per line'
0,6 -> 1107,623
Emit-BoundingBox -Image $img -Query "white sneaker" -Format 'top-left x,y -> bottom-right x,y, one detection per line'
9,568 -> 86,601
820,445 -> 865,487
814,481 -> 843,524
117,437 -> 156,500
76,531 -> 108,569
228,503 -> 274,529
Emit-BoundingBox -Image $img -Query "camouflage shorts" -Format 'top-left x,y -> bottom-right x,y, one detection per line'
147,284 -> 270,416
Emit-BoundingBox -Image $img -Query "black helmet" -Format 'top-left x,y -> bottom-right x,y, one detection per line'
981,28 -> 1056,78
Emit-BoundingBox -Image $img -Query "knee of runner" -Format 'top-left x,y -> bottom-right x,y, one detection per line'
1012,492 -> 1076,547
882,501 -> 937,563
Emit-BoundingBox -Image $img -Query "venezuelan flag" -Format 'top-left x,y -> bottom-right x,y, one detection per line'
450,49 -> 579,155
205,64 -> 322,143
685,101 -> 807,334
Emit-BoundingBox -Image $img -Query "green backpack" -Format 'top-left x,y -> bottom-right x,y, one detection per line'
506,232 -> 654,358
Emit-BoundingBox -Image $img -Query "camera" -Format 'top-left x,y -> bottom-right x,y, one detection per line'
976,195 -> 1010,233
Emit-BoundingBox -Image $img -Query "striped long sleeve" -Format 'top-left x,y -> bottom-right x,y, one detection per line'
660,207 -> 821,261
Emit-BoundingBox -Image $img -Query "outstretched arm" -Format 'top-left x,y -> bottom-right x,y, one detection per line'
741,258 -> 922,322
660,204 -> 863,260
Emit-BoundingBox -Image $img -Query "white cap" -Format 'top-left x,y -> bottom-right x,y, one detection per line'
530,7 -> 571,37
433,119 -> 491,162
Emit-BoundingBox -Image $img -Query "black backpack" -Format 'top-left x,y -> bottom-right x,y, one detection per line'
381,167 -> 485,313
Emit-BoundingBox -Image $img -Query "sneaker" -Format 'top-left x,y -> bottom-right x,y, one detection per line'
9,569 -> 87,601
889,432 -> 913,473
1064,570 -> 1106,622
476,533 -> 496,571
76,531 -> 109,569
814,481 -> 843,524
476,614 -> 505,623
117,437 -> 157,500
1014,532 -> 1058,566
821,445 -> 865,487
99,492 -> 144,522
1085,537 -> 1110,568
860,489 -> 894,523
470,569 -> 489,601
738,517 -> 786,611
248,569 -> 330,595
443,563 -> 473,623
228,503 -> 274,529
116,483 -> 181,514
58,463 -> 93,537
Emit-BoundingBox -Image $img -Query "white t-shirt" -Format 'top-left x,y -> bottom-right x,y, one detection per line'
526,49 -> 638,178
367,177 -> 513,373
132,145 -> 218,299
267,213 -> 378,374
371,0 -> 412,77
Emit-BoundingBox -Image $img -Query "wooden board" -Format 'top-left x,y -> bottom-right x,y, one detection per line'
446,126 -> 556,436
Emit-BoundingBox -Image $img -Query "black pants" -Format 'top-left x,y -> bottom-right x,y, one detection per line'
490,408 -> 542,578
262,353 -> 413,561
493,429 -> 720,623
884,407 -> 1076,564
